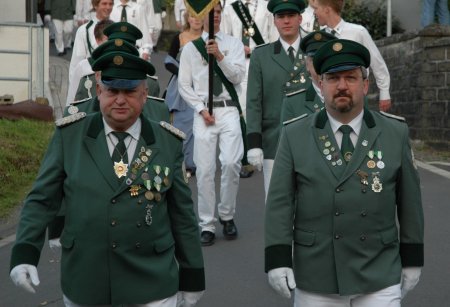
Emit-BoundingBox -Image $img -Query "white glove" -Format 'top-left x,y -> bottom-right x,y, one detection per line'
48,238 -> 61,252
10,264 -> 40,294
268,267 -> 296,299
44,14 -> 51,23
401,267 -> 422,299
247,148 -> 263,171
161,11 -> 167,19
176,291 -> 204,307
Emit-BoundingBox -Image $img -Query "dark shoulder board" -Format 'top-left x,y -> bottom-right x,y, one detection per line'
380,111 -> 405,122
55,112 -> 87,127
147,95 -> 164,102
283,113 -> 308,125
160,121 -> 186,140
286,88 -> 306,97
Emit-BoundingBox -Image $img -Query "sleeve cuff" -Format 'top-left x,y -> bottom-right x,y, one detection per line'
265,245 -> 292,272
179,267 -> 205,291
10,243 -> 41,272
47,216 -> 65,240
379,90 -> 391,100
400,243 -> 424,267
247,132 -> 262,150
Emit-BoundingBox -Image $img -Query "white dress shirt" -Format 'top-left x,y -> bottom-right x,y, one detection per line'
174,0 -> 186,24
279,35 -> 301,58
75,0 -> 93,23
328,110 -> 364,149
300,5 -> 315,37
221,0 -> 279,49
325,19 -> 391,100
104,117 -> 141,161
178,31 -> 246,114
110,1 -> 153,51
69,16 -> 99,87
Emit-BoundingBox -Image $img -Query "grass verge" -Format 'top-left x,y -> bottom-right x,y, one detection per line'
0,119 -> 54,219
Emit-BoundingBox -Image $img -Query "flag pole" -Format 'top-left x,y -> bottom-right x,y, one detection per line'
208,9 -> 215,115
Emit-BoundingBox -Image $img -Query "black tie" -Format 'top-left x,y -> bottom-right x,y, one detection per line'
339,125 -> 354,163
288,46 -> 295,63
330,29 -> 337,36
121,5 -> 127,22
112,131 -> 129,164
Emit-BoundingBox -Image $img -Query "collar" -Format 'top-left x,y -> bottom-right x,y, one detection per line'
327,109 -> 364,137
103,117 -> 142,141
202,31 -> 223,41
280,35 -> 301,54
328,18 -> 344,35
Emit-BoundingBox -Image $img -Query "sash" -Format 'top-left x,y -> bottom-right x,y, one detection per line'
86,20 -> 94,55
192,37 -> 249,164
231,1 -> 265,46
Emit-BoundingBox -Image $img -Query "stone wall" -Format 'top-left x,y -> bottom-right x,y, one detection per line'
369,24 -> 450,150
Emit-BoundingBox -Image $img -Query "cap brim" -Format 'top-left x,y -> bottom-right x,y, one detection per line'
101,78 -> 143,89
325,64 -> 362,73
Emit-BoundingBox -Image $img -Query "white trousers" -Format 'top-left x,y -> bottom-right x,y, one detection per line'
149,13 -> 163,44
263,159 -> 274,202
63,293 -> 178,307
294,284 -> 401,307
53,19 -> 74,52
193,107 -> 243,232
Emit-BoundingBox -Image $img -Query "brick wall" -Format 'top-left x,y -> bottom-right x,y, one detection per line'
369,24 -> 450,150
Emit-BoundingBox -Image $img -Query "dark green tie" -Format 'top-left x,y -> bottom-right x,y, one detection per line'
339,125 -> 354,163
288,46 -> 295,63
313,16 -> 320,31
330,29 -> 337,36
213,72 -> 223,96
121,5 -> 127,22
112,131 -> 129,164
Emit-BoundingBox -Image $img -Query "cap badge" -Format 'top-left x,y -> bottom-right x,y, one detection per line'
314,33 -> 322,41
120,25 -> 128,32
113,55 -> 124,65
333,42 -> 343,52
115,39 -> 123,47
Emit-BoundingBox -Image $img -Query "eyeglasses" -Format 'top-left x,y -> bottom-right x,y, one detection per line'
322,75 -> 364,86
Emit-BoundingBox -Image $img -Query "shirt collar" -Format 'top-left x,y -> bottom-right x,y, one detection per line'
202,31 -> 223,41
103,117 -> 141,141
327,109 -> 364,137
280,35 -> 301,54
328,19 -> 344,35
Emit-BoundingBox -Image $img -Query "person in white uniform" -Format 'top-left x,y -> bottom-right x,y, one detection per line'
75,0 -> 93,26
178,3 -> 246,247
174,0 -> 187,30
69,0 -> 113,89
110,0 -> 153,60
311,0 -> 392,112
299,0 -> 317,37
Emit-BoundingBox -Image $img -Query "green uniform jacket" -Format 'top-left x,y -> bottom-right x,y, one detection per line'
152,0 -> 166,13
45,0 -> 75,20
265,109 -> 424,295
281,85 -> 323,123
246,40 -> 309,159
11,113 -> 205,305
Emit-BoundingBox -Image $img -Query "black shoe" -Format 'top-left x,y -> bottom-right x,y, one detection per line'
219,219 -> 238,240
57,52 -> 66,56
153,46 -> 158,53
239,165 -> 254,178
200,231 -> 215,246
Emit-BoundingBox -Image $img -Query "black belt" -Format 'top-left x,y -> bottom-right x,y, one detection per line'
211,100 -> 238,108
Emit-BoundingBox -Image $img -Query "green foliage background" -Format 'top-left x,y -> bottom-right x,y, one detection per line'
0,119 -> 54,218
342,0 -> 404,40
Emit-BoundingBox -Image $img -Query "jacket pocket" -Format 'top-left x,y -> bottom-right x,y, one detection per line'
153,236 -> 175,254
294,229 -> 316,247
380,226 -> 399,245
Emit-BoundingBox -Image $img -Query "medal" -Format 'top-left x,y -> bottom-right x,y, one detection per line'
356,170 -> 369,186
344,152 -> 352,162
153,165 -> 162,191
84,79 -> 92,90
113,160 -> 128,178
247,27 -> 255,37
377,161 -> 385,169
68,105 -> 78,115
323,148 -> 330,155
367,160 -> 376,169
300,74 -> 306,83
145,204 -> 153,226
129,185 -> 141,197
371,173 -> 383,193
145,190 -> 154,201
324,141 -> 331,147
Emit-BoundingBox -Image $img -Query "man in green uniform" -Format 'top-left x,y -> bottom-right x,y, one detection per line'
264,39 -> 424,306
10,46 -> 204,306
281,30 -> 336,123
246,0 -> 309,197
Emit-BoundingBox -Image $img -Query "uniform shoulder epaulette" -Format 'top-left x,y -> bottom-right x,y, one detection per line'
254,42 -> 270,49
160,121 -> 186,140
55,112 -> 87,127
283,113 -> 308,125
72,97 -> 91,105
286,88 -> 306,97
380,111 -> 405,122
147,74 -> 159,80
147,95 -> 164,102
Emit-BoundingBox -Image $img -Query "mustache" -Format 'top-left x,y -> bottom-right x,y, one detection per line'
334,91 -> 351,98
